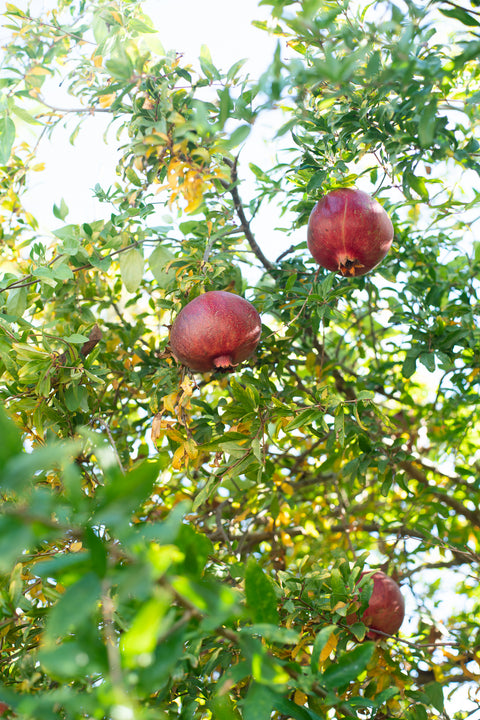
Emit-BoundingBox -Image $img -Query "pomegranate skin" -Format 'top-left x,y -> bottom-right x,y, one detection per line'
307,188 -> 393,276
169,291 -> 261,372
348,571 -> 405,639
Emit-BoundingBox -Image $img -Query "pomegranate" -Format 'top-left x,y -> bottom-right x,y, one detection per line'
169,290 -> 261,372
347,571 -> 405,639
307,188 -> 393,276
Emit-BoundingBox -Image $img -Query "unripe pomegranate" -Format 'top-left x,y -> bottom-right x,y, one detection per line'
307,188 -> 394,276
169,290 -> 261,372
347,571 -> 405,639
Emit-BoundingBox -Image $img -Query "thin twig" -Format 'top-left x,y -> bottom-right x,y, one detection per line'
222,156 -> 275,275
35,95 -> 115,115
96,417 -> 126,475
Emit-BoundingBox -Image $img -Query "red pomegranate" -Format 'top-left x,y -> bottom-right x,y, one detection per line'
307,188 -> 394,276
348,571 -> 405,639
169,290 -> 262,372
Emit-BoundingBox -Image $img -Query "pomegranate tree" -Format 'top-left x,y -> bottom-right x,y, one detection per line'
348,570 -> 405,639
169,290 -> 262,372
307,188 -> 394,276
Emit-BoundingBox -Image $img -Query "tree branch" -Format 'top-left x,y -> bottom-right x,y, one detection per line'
222,156 -> 275,275
400,460 -> 480,528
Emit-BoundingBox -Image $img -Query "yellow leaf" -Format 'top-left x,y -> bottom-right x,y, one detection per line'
191,147 -> 210,164
172,444 -> 187,470
92,53 -> 103,67
184,439 -> 198,460
304,520 -> 319,538
280,531 -> 293,547
98,92 -> 116,108
29,65 -> 50,76
165,426 -> 184,443
319,631 -> 338,665
180,376 -> 194,396
294,690 -> 308,706
142,97 -> 155,110
162,392 -> 178,414
69,541 -> 83,553
151,413 -> 164,444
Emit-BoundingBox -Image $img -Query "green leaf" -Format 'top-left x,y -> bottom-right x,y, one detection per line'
121,590 -> 172,659
322,642 -> 375,689
306,171 -> 326,193
1,442 -> 81,493
242,683 -> 275,720
0,115 -> 15,164
418,352 -> 436,372
64,384 -> 89,412
439,6 -> 480,26
64,333 -> 90,344
120,247 -> 144,293
209,693 -> 242,720
402,352 -> 418,378
423,681 -> 444,712
407,705 -> 428,720
218,87 -> 232,129
418,101 -> 437,148
175,523 -> 213,577
0,407 -> 22,470
94,460 -> 160,530
285,407 -> 321,432
6,286 -> 27,318
38,638 -> 106,681
11,103 -> 41,125
245,558 -> 279,624
404,171 -> 429,200
334,405 -> 345,446
273,695 -> 324,720
53,198 -> 69,220
240,624 -> 299,645
44,572 -> 101,640
0,516 -> 36,573
226,124 -> 251,149
148,244 -> 176,287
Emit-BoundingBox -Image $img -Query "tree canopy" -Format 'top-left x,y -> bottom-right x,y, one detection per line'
0,0 -> 480,718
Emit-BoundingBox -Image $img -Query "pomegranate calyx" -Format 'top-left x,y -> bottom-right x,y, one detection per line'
339,258 -> 365,277
212,355 -> 237,370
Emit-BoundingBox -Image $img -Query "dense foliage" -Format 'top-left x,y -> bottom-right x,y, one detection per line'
0,0 -> 480,718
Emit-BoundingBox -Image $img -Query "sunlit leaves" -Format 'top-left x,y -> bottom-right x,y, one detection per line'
245,558 -> 279,624
0,116 -> 15,164
119,246 -> 144,293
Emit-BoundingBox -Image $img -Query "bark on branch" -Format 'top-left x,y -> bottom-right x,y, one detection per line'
222,156 -> 275,275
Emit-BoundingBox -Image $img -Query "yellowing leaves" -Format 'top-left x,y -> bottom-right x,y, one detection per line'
98,92 -> 116,108
318,630 -> 338,665
159,146 -> 226,214
172,439 -> 198,470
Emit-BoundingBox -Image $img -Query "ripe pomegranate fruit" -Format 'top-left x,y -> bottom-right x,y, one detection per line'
307,188 -> 394,276
169,290 -> 261,372
347,571 -> 405,639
